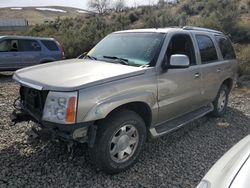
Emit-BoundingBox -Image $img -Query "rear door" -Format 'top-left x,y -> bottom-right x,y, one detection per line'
157,33 -> 203,123
0,39 -> 21,70
194,34 -> 223,103
19,39 -> 42,67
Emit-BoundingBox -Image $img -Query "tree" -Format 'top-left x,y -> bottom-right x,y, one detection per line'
112,0 -> 126,12
158,0 -> 165,7
88,0 -> 110,13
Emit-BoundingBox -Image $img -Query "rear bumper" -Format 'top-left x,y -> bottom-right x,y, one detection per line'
11,109 -> 94,143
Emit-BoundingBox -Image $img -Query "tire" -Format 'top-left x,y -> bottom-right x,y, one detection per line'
210,84 -> 229,117
89,109 -> 146,174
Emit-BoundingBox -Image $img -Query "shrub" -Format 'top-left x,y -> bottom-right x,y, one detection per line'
14,0 -> 249,75
235,44 -> 250,75
128,12 -> 139,23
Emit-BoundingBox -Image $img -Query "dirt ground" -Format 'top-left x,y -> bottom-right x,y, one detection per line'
0,72 -> 250,188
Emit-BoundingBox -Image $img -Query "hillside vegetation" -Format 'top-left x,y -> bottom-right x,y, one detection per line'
0,6 -> 90,25
4,0 -> 250,74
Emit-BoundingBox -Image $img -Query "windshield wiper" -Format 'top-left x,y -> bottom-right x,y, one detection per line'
140,64 -> 150,68
85,55 -> 97,60
103,56 -> 129,65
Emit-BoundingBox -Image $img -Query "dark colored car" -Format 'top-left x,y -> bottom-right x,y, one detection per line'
0,36 -> 65,71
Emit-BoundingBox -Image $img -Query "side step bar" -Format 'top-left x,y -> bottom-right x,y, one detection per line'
150,104 -> 214,138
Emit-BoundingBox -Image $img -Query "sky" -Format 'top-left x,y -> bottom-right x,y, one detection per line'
0,0 -> 158,10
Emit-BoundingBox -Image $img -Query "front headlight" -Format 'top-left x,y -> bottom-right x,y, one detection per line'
42,91 -> 78,124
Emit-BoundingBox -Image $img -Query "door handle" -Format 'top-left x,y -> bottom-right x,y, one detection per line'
194,73 -> 200,79
217,68 -> 221,73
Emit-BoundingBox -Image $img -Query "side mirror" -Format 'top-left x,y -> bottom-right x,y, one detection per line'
170,54 -> 190,68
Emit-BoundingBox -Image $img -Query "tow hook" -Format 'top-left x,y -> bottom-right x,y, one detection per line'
10,110 -> 30,126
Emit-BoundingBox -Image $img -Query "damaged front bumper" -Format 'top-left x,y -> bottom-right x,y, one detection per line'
10,108 -> 95,144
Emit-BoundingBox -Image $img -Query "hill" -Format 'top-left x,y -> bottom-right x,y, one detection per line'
0,6 -> 91,25
0,0 -> 249,75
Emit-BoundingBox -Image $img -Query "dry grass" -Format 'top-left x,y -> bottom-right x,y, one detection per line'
233,88 -> 250,94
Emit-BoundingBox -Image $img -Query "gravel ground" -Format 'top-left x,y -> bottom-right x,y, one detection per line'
0,72 -> 250,188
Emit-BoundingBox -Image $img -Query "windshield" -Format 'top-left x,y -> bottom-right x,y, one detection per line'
88,32 -> 164,67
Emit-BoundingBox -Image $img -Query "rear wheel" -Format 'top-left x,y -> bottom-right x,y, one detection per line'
210,85 -> 229,117
89,109 -> 146,174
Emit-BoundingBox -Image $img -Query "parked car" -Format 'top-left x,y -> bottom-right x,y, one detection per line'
197,135 -> 250,188
11,26 -> 238,174
0,36 -> 65,71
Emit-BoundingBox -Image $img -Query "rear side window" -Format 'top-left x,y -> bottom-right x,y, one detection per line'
215,35 -> 236,60
0,39 -> 18,52
19,39 -> 41,51
41,40 -> 59,51
196,35 -> 218,64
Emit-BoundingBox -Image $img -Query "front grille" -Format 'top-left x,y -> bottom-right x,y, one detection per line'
20,86 -> 48,120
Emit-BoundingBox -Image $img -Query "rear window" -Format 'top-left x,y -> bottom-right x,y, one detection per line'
19,39 -> 41,51
215,35 -> 236,60
41,40 -> 59,51
196,35 -> 218,64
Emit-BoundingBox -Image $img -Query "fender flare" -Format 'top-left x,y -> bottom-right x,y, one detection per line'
81,91 -> 156,122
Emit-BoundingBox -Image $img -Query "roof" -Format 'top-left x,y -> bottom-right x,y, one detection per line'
0,19 -> 28,27
114,26 -> 223,35
114,28 -> 172,33
0,35 -> 55,40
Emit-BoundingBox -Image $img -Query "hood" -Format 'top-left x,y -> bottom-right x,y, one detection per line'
199,135 -> 250,188
13,59 -> 146,91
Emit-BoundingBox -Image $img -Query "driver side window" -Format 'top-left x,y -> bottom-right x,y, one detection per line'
166,34 -> 196,66
10,40 -> 18,52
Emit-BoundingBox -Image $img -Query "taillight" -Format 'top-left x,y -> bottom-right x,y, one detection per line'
56,41 -> 65,59
61,44 -> 65,59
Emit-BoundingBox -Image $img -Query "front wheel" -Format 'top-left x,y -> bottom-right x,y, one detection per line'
210,85 -> 229,117
89,110 -> 146,174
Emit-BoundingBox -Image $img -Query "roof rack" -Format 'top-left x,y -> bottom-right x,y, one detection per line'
182,26 -> 223,34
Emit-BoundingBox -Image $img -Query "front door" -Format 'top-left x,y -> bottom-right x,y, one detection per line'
19,39 -> 42,67
157,33 -> 203,123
